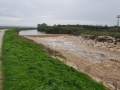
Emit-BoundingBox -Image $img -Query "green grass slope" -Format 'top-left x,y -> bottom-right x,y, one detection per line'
2,30 -> 107,90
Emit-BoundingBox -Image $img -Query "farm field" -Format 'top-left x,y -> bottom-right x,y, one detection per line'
1,30 -> 107,90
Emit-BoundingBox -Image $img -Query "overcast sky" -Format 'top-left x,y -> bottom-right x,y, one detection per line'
0,0 -> 120,27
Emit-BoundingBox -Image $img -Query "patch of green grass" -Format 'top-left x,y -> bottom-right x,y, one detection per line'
81,30 -> 120,36
2,30 -> 107,90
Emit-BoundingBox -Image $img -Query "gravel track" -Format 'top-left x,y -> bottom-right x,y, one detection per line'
0,30 -> 6,90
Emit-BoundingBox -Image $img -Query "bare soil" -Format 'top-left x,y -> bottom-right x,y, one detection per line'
23,34 -> 120,90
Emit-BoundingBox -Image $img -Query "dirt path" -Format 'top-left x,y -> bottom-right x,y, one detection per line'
23,34 -> 120,90
0,30 -> 6,90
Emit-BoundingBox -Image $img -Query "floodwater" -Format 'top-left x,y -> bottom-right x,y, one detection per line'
18,29 -> 120,89
24,35 -> 120,89
19,29 -> 45,35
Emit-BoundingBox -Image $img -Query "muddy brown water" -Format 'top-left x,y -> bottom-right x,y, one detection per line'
19,29 -> 45,35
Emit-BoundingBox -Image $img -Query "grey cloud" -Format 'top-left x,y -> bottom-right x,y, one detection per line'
0,0 -> 120,26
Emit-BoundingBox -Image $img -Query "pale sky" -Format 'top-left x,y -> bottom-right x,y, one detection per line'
0,0 -> 120,27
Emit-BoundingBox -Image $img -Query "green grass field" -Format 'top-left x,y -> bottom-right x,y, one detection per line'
2,30 -> 107,90
81,29 -> 120,36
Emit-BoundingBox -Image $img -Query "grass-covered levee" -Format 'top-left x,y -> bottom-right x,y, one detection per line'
2,29 -> 108,90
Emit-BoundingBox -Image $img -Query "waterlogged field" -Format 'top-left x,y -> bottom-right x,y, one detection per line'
2,30 -> 107,90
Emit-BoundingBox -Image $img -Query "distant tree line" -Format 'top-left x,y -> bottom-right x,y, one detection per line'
37,23 -> 120,36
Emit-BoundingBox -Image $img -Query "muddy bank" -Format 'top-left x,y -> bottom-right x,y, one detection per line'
23,34 -> 120,90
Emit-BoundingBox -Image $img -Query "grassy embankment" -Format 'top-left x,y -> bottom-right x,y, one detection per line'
2,30 -> 107,90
